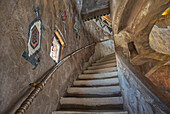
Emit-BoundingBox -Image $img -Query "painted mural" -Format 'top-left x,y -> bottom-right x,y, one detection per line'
73,15 -> 81,39
22,7 -> 44,70
93,16 -> 112,35
59,10 -> 67,37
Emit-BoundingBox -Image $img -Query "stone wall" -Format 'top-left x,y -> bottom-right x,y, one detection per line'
0,0 -> 106,114
116,50 -> 170,114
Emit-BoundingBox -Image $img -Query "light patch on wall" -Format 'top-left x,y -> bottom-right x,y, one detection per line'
162,7 -> 170,16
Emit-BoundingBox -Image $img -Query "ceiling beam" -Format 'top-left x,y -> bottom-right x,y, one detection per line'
82,8 -> 110,21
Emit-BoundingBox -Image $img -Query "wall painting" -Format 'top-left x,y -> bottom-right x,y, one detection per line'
22,7 -> 44,70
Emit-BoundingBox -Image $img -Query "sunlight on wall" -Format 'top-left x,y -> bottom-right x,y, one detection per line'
162,7 -> 170,16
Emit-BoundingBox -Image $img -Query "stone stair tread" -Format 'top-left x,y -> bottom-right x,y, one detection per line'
60,97 -> 123,106
78,72 -> 118,80
99,55 -> 115,61
88,63 -> 117,70
84,67 -> 117,74
67,86 -> 120,96
73,78 -> 119,87
96,57 -> 116,63
92,60 -> 116,66
99,54 -> 115,60
103,53 -> 115,57
52,111 -> 128,114
56,53 -> 127,113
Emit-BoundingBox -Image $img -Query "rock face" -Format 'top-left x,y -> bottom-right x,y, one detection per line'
110,0 -> 170,64
110,0 -> 170,107
0,0 -> 108,114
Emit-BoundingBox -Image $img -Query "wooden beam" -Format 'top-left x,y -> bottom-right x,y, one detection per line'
82,8 -> 110,21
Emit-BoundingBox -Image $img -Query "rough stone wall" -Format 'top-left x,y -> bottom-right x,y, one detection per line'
0,0 -> 105,114
116,53 -> 170,114
110,0 -> 170,107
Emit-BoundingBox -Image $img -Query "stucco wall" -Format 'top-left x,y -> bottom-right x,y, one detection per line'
0,0 -> 106,114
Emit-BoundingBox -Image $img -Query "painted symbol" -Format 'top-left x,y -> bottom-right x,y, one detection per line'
22,7 -> 44,70
59,10 -> 67,38
30,26 -> 39,49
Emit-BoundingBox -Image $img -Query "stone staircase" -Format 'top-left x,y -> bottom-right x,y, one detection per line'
52,54 -> 128,114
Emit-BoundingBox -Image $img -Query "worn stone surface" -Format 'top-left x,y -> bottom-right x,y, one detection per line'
0,0 -> 108,114
60,97 -> 123,106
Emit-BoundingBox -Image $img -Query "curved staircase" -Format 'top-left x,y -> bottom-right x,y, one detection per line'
52,54 -> 128,114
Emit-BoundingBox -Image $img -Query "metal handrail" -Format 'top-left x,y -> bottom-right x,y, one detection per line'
15,39 -> 111,114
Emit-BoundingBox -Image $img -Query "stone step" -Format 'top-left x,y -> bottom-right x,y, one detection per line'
88,63 -> 117,70
52,111 -> 128,114
84,67 -> 117,74
92,60 -> 116,66
60,97 -> 123,110
56,53 -> 127,113
98,53 -> 115,60
78,72 -> 118,80
96,56 -> 116,63
73,78 -> 119,87
99,55 -> 115,61
67,86 -> 121,97
104,53 -> 115,58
